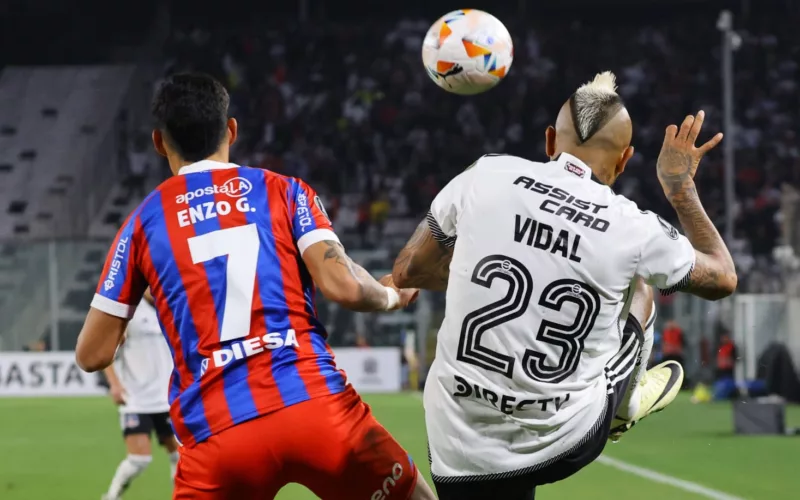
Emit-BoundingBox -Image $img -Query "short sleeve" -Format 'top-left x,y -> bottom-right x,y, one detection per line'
428,163 -> 479,247
91,212 -> 147,318
288,178 -> 339,255
634,211 -> 696,294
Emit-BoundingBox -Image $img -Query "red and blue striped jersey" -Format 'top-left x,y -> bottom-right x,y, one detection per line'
91,160 -> 347,447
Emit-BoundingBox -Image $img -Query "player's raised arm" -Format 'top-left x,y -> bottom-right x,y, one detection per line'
76,214 -> 147,372
654,111 -> 737,300
289,179 -> 416,312
393,163 -> 477,291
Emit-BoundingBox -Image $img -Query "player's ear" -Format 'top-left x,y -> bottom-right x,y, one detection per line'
545,126 -> 557,158
616,145 -> 634,176
152,129 -> 168,157
227,118 -> 238,147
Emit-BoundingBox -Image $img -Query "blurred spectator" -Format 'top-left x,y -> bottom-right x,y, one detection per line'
716,332 -> 738,382
661,320 -> 686,368
126,133 -> 152,199
156,4 -> 800,291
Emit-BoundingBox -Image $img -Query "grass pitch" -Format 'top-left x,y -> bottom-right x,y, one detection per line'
0,394 -> 798,499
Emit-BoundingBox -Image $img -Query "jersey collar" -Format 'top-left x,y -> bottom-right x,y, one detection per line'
555,153 -> 606,186
178,160 -> 237,175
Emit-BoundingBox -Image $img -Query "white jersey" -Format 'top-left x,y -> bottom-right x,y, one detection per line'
424,153 -> 695,479
114,300 -> 173,414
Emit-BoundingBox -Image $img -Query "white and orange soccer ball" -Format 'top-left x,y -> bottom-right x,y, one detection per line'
422,9 -> 513,95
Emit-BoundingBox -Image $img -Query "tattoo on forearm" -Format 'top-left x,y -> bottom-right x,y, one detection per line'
394,219 -> 453,291
322,240 -> 386,310
666,183 -> 719,255
664,183 -> 735,295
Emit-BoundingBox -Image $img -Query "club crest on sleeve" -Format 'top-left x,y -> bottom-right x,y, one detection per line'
123,414 -> 140,429
564,162 -> 585,178
314,196 -> 331,223
657,215 -> 679,240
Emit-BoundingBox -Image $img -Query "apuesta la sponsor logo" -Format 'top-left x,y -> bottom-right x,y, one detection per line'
104,237 -> 129,291
371,463 -> 404,500
175,177 -> 253,204
200,329 -> 299,376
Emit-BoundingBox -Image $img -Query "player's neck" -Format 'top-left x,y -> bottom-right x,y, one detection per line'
558,148 -> 615,186
168,151 -> 230,176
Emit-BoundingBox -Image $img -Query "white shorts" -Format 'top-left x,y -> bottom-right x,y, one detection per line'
424,367 -> 607,481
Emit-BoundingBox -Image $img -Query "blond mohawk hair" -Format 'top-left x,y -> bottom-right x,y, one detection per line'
570,71 -> 624,143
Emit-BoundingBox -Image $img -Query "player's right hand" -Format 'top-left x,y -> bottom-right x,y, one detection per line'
398,288 -> 420,309
109,384 -> 127,405
656,110 -> 723,196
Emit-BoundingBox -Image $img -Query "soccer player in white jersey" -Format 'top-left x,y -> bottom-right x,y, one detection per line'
392,72 -> 737,499
102,290 -> 177,500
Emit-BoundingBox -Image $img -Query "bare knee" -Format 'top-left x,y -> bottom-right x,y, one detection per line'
124,433 -> 152,456
159,434 -> 179,453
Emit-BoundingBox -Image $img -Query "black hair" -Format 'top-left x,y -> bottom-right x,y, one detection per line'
151,73 -> 230,162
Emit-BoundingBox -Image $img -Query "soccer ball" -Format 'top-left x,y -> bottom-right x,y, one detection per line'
422,9 -> 513,95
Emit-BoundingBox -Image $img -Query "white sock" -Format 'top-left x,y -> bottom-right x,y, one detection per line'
106,454 -> 152,499
169,451 -> 179,480
617,307 -> 655,420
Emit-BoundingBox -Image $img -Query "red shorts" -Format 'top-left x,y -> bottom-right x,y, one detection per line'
173,386 -> 418,499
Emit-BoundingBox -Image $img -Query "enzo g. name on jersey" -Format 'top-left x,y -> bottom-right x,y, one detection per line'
513,175 -> 610,232
177,197 -> 256,227
453,375 -> 571,416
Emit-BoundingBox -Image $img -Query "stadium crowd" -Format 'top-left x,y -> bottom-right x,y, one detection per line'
155,5 -> 800,294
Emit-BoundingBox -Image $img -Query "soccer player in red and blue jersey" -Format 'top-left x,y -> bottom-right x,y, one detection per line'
76,73 -> 437,500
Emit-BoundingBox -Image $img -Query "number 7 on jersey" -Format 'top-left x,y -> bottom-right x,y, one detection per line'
188,224 -> 259,342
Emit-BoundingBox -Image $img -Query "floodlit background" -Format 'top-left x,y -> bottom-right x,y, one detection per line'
1,0 -> 800,498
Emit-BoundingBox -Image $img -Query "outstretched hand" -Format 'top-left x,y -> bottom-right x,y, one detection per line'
379,274 -> 420,310
656,110 -> 723,196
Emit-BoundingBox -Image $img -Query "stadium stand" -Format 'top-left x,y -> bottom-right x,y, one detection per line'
1,0 -> 800,355
0,66 -> 136,239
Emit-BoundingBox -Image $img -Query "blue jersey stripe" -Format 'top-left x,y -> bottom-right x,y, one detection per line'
252,174 -> 310,406
184,173 -> 226,339
100,208 -> 143,302
184,172 -> 257,424
156,311 -> 182,405
287,178 -> 319,240
140,191 -> 210,442
144,228 -> 183,408
309,332 -> 346,394
298,265 -> 345,394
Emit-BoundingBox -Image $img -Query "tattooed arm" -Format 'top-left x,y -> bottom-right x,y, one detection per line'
393,217 -> 454,292
655,111 -> 737,300
303,240 -> 415,312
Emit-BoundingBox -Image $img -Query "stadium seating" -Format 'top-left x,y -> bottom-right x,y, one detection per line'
0,65 -> 135,239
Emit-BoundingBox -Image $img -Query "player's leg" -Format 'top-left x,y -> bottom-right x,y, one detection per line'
172,416 -> 285,500
152,412 -> 180,479
281,386 -> 436,500
610,284 -> 683,439
103,413 -> 154,500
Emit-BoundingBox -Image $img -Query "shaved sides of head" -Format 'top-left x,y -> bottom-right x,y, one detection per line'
569,72 -> 626,144
548,71 -> 634,185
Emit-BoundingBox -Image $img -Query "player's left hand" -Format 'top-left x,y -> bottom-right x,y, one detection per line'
656,110 -> 723,195
109,384 -> 127,405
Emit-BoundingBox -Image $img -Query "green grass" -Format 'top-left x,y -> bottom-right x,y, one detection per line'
1,394 -> 798,499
